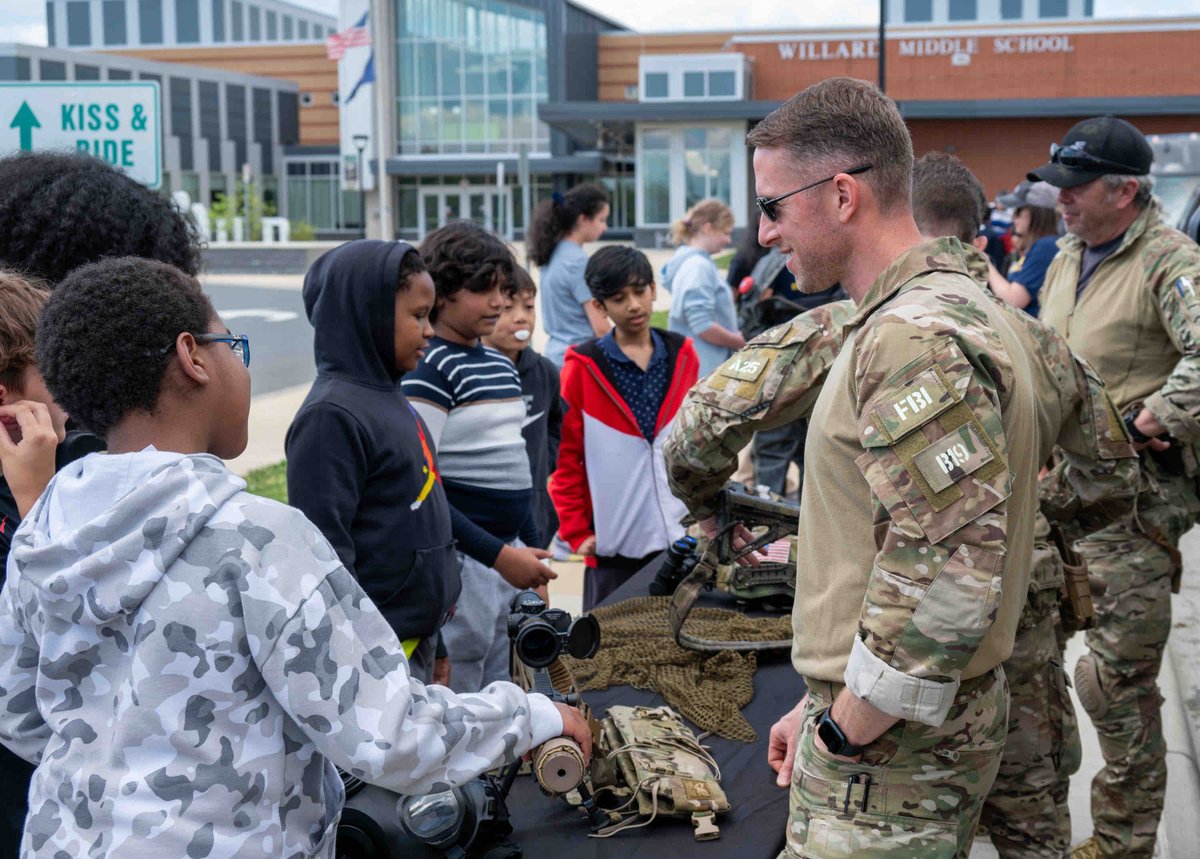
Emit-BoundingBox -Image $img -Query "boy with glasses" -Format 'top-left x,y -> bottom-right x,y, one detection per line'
0,256 -> 590,857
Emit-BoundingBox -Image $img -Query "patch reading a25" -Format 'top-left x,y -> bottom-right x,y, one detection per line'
719,354 -> 768,383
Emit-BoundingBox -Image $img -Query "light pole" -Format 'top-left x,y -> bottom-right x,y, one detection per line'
353,134 -> 369,238
878,0 -> 887,93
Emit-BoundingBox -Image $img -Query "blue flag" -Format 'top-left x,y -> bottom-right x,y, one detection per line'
346,51 -> 375,105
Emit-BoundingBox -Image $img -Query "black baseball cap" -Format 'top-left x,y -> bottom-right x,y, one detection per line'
1028,116 -> 1154,189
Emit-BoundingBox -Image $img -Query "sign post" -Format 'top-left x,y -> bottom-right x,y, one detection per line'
0,82 -> 161,188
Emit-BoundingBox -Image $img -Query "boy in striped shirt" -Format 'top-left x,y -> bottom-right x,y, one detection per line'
402,223 -> 556,692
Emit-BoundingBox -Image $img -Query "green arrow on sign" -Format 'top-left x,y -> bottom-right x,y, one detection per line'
10,101 -> 40,152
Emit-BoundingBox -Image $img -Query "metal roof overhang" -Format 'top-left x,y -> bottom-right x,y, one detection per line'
540,96 -> 1200,144
384,153 -> 607,177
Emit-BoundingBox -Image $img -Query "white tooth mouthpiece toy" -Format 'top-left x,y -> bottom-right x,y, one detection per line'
514,330 -> 531,342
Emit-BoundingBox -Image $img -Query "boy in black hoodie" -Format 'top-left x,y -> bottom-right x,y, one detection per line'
286,240 -> 457,684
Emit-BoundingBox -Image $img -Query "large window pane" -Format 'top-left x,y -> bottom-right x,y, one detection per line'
1039,0 -> 1067,15
904,0 -> 932,21
642,131 -> 670,224
298,19 -> 308,38
440,43 -> 462,97
211,0 -> 224,40
248,4 -> 261,40
266,10 -> 276,40
644,72 -> 667,99
417,42 -> 437,96
709,70 -> 735,97
177,0 -> 200,42
287,177 -> 307,223
311,176 -> 336,229
283,15 -> 293,39
139,0 -> 163,43
949,0 -> 977,19
231,1 -> 243,40
67,1 -> 91,46
103,0 -> 127,45
683,71 -> 704,98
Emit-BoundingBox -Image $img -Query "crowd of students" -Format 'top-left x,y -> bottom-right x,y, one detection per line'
0,150 -> 733,855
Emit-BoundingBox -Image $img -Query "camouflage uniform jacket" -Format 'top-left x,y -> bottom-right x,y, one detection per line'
1039,203 -> 1200,467
664,299 -> 856,519
960,248 -> 1139,527
0,452 -> 560,858
793,237 -> 1039,726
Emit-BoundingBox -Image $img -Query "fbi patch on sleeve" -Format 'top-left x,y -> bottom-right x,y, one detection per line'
856,342 -> 1010,544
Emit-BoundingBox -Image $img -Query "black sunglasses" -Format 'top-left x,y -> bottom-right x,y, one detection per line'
1049,142 -> 1139,175
756,164 -> 873,222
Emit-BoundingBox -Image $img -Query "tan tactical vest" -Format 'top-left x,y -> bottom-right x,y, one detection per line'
1039,208 -> 1179,414
792,275 -> 1038,684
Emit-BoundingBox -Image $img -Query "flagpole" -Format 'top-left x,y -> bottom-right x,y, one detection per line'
370,0 -> 396,240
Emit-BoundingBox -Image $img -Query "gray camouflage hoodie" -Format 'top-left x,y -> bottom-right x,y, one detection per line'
0,450 -> 561,857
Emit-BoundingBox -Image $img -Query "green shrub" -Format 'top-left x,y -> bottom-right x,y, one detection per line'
244,460 -> 288,503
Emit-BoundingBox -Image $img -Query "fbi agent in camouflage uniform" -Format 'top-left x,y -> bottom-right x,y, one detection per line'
911,152 -> 1139,857
742,78 -> 1039,858
665,245 -> 1136,859
1031,117 -> 1200,859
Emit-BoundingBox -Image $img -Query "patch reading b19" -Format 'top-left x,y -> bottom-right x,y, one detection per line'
912,423 -> 995,494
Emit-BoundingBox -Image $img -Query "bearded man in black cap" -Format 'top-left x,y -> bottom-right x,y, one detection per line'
1034,116 -> 1200,859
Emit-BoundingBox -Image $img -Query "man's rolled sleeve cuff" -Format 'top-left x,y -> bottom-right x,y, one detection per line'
844,636 -> 959,727
1144,390 -> 1200,443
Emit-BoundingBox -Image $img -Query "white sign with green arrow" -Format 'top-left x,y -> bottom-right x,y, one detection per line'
0,82 -> 161,188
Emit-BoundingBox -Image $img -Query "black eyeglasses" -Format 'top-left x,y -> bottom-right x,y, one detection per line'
157,333 -> 251,367
755,164 -> 873,222
1049,142 -> 1138,175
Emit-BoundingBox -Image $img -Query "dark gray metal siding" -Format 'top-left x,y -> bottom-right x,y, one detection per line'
199,80 -> 221,171
252,86 -> 272,173
170,76 -> 193,170
276,91 -> 298,146
226,83 -> 247,168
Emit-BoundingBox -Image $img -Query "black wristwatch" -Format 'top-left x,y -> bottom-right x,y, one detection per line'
816,707 -> 865,757
1124,411 -> 1152,444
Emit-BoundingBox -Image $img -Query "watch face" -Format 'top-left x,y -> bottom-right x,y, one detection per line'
817,713 -> 843,755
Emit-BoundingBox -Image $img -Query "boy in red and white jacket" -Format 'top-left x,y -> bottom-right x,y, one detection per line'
550,246 -> 699,609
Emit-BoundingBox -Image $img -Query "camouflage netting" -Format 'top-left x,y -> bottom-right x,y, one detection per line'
562,596 -> 793,743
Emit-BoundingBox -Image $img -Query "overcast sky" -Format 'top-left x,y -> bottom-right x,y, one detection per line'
1,0 -> 1196,45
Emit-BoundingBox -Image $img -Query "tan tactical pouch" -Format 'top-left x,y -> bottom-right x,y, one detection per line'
1052,523 -> 1096,632
595,705 -> 729,841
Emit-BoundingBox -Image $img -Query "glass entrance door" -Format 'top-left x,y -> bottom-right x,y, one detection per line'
419,187 -> 512,238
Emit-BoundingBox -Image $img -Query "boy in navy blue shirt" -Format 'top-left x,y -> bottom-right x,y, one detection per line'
286,240 -> 457,684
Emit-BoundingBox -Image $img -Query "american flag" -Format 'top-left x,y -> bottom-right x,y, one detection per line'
763,539 -> 791,564
326,11 -> 370,60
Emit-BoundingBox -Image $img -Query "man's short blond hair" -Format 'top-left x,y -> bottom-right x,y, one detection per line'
747,77 -> 914,214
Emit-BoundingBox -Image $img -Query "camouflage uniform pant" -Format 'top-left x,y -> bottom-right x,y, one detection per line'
1074,468 -> 1193,858
779,668 -> 1007,859
979,587 -> 1079,858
